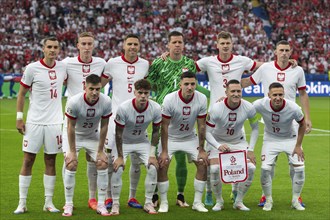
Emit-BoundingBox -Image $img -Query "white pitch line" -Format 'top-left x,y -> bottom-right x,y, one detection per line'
312,128 -> 330,133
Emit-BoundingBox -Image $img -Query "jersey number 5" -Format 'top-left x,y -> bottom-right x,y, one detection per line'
128,83 -> 133,93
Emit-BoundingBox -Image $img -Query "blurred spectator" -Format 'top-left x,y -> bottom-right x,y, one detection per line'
0,0 -> 328,76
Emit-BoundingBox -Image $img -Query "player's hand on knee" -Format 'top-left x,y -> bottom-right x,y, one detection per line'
197,150 -> 209,166
113,157 -> 124,172
65,152 -> 78,171
148,156 -> 159,170
96,151 -> 109,169
158,152 -> 169,168
218,144 -> 230,152
292,146 -> 304,162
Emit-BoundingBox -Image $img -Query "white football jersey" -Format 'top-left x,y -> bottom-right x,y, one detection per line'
162,90 -> 207,140
206,98 -> 256,143
65,92 -> 112,142
250,61 -> 306,101
115,99 -> 162,144
21,59 -> 67,124
196,54 -> 256,105
253,97 -> 304,141
102,55 -> 149,114
62,56 -> 106,99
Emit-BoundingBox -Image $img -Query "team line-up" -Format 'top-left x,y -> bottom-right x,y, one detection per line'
13,31 -> 311,216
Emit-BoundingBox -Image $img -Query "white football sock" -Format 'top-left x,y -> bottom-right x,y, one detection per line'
261,169 -> 272,200
87,162 -> 97,199
129,155 -> 141,199
64,170 -> 76,205
97,169 -> 108,205
158,181 -> 169,204
18,175 -> 32,205
111,166 -> 123,204
236,163 -> 255,203
292,166 -> 305,201
210,164 -> 223,203
193,178 -> 206,204
145,165 -> 157,204
107,156 -> 113,199
44,174 -> 56,205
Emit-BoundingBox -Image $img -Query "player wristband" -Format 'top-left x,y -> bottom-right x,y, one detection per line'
150,145 -> 156,157
16,112 -> 23,120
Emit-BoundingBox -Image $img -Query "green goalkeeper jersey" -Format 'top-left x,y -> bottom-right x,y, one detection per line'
148,56 -> 196,104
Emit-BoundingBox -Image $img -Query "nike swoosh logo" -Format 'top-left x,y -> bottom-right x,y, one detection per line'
66,187 -> 72,190
51,82 -> 56,85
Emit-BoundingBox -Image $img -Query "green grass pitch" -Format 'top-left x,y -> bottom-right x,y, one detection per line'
0,97 -> 329,220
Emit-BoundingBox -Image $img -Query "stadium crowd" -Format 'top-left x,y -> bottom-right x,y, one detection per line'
0,0 -> 329,75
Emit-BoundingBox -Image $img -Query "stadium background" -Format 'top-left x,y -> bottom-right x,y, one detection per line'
0,1 -> 329,220
0,0 -> 329,98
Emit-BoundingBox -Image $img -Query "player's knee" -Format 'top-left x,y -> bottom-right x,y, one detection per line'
115,166 -> 124,175
147,165 -> 157,178
96,160 -> 108,170
260,169 -> 271,186
247,162 -> 256,173
130,154 -> 141,166
66,160 -> 78,171
293,165 -> 305,184
210,164 -> 220,175
85,152 -> 93,162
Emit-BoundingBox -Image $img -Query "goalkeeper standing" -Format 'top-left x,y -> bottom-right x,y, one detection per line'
148,31 -> 208,208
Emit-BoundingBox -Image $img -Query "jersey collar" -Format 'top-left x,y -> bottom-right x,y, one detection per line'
40,59 -> 56,69
224,97 -> 241,110
270,99 -> 286,112
84,93 -> 99,106
78,55 -> 93,63
179,89 -> 194,104
121,54 -> 138,64
132,98 -> 149,113
217,54 -> 234,63
274,60 -> 291,71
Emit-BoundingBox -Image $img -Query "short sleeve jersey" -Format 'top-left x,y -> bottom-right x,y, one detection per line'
196,54 -> 256,105
250,61 -> 306,102
102,55 -> 149,114
162,90 -> 207,140
206,98 -> 256,143
253,97 -> 304,141
20,59 -> 67,124
148,56 -> 196,104
63,56 -> 106,99
115,99 -> 162,144
65,92 -> 112,142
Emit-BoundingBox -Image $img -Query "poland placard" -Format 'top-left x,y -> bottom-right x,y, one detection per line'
219,150 -> 248,183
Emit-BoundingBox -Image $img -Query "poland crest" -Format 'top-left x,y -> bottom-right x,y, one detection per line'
82,64 -> 90,73
277,72 -> 285,82
48,70 -> 57,80
127,66 -> 135,74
